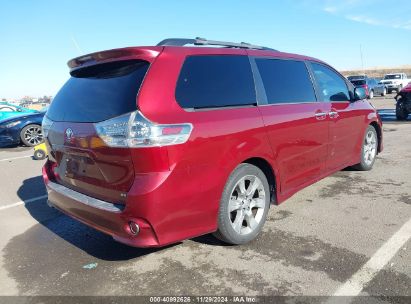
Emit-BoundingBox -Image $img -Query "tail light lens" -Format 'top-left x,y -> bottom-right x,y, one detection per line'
94,111 -> 193,148
42,116 -> 54,138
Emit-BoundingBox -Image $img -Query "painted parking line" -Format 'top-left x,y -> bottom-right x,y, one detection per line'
0,194 -> 48,211
0,155 -> 32,162
331,217 -> 411,298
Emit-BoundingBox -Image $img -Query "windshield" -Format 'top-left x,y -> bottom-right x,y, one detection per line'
0,104 -> 37,113
384,74 -> 401,80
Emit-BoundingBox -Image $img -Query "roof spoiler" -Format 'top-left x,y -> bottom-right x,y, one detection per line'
67,47 -> 161,70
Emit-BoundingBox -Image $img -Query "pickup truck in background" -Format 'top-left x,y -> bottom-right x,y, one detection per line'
379,73 -> 410,94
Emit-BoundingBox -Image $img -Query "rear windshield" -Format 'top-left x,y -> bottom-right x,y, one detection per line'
347,76 -> 365,80
351,80 -> 366,86
47,60 -> 149,122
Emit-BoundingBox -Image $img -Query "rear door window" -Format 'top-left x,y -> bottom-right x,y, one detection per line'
175,55 -> 256,109
255,58 -> 316,104
311,63 -> 350,102
47,60 -> 149,122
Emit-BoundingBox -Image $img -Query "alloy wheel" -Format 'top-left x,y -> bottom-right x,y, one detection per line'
363,130 -> 377,166
228,175 -> 266,235
24,126 -> 43,146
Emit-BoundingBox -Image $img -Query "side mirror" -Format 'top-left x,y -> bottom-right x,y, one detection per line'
353,87 -> 366,101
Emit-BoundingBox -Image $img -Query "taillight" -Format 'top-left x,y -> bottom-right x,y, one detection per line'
94,111 -> 193,148
42,115 -> 53,138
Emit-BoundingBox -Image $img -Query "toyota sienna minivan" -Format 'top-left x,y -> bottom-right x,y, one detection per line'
43,37 -> 383,247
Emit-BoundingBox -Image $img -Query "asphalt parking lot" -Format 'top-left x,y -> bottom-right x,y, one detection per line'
0,94 -> 410,300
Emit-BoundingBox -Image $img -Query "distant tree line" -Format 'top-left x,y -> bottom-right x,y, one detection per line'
341,68 -> 411,79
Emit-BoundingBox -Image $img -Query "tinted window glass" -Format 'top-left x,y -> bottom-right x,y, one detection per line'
311,63 -> 350,102
347,75 -> 366,81
47,60 -> 149,122
255,59 -> 316,104
384,74 -> 401,80
351,80 -> 366,86
175,55 -> 256,109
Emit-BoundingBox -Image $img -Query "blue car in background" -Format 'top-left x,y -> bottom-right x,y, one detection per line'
0,102 -> 38,121
0,111 -> 45,147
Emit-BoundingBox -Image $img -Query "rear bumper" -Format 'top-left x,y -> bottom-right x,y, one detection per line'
373,87 -> 384,94
43,166 -> 160,247
43,148 -> 220,248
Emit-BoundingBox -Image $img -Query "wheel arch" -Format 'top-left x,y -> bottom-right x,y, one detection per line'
369,121 -> 382,153
242,157 -> 277,205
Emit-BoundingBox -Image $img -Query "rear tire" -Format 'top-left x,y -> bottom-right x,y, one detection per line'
352,126 -> 378,171
396,100 -> 408,120
20,124 -> 43,147
214,164 -> 270,245
381,88 -> 386,96
368,90 -> 374,99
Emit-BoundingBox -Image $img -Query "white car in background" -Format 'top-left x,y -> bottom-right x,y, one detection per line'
379,73 -> 410,94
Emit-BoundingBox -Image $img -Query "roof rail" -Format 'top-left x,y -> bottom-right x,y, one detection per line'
157,37 -> 276,51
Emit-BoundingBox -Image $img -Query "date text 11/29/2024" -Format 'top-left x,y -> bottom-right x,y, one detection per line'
149,296 -> 258,303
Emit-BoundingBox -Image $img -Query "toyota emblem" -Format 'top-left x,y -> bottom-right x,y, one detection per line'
65,128 -> 74,142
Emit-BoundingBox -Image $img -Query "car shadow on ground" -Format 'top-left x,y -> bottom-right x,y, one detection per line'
17,175 -> 180,261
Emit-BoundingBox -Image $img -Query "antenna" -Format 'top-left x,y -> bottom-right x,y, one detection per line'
360,44 -> 365,76
70,34 -> 83,54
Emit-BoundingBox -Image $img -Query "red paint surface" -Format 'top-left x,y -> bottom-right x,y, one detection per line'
44,45 -> 383,247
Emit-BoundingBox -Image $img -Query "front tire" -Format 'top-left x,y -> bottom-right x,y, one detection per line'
352,126 -> 378,171
20,124 -> 43,147
381,87 -> 386,96
214,164 -> 270,245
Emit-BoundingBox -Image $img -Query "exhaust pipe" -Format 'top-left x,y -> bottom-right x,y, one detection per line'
129,221 -> 140,235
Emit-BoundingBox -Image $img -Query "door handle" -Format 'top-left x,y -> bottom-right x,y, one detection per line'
315,112 -> 327,120
329,111 -> 339,118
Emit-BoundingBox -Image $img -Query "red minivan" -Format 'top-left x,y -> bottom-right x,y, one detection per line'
43,38 -> 383,247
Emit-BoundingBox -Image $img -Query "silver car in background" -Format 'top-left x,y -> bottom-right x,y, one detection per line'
374,80 -> 387,96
